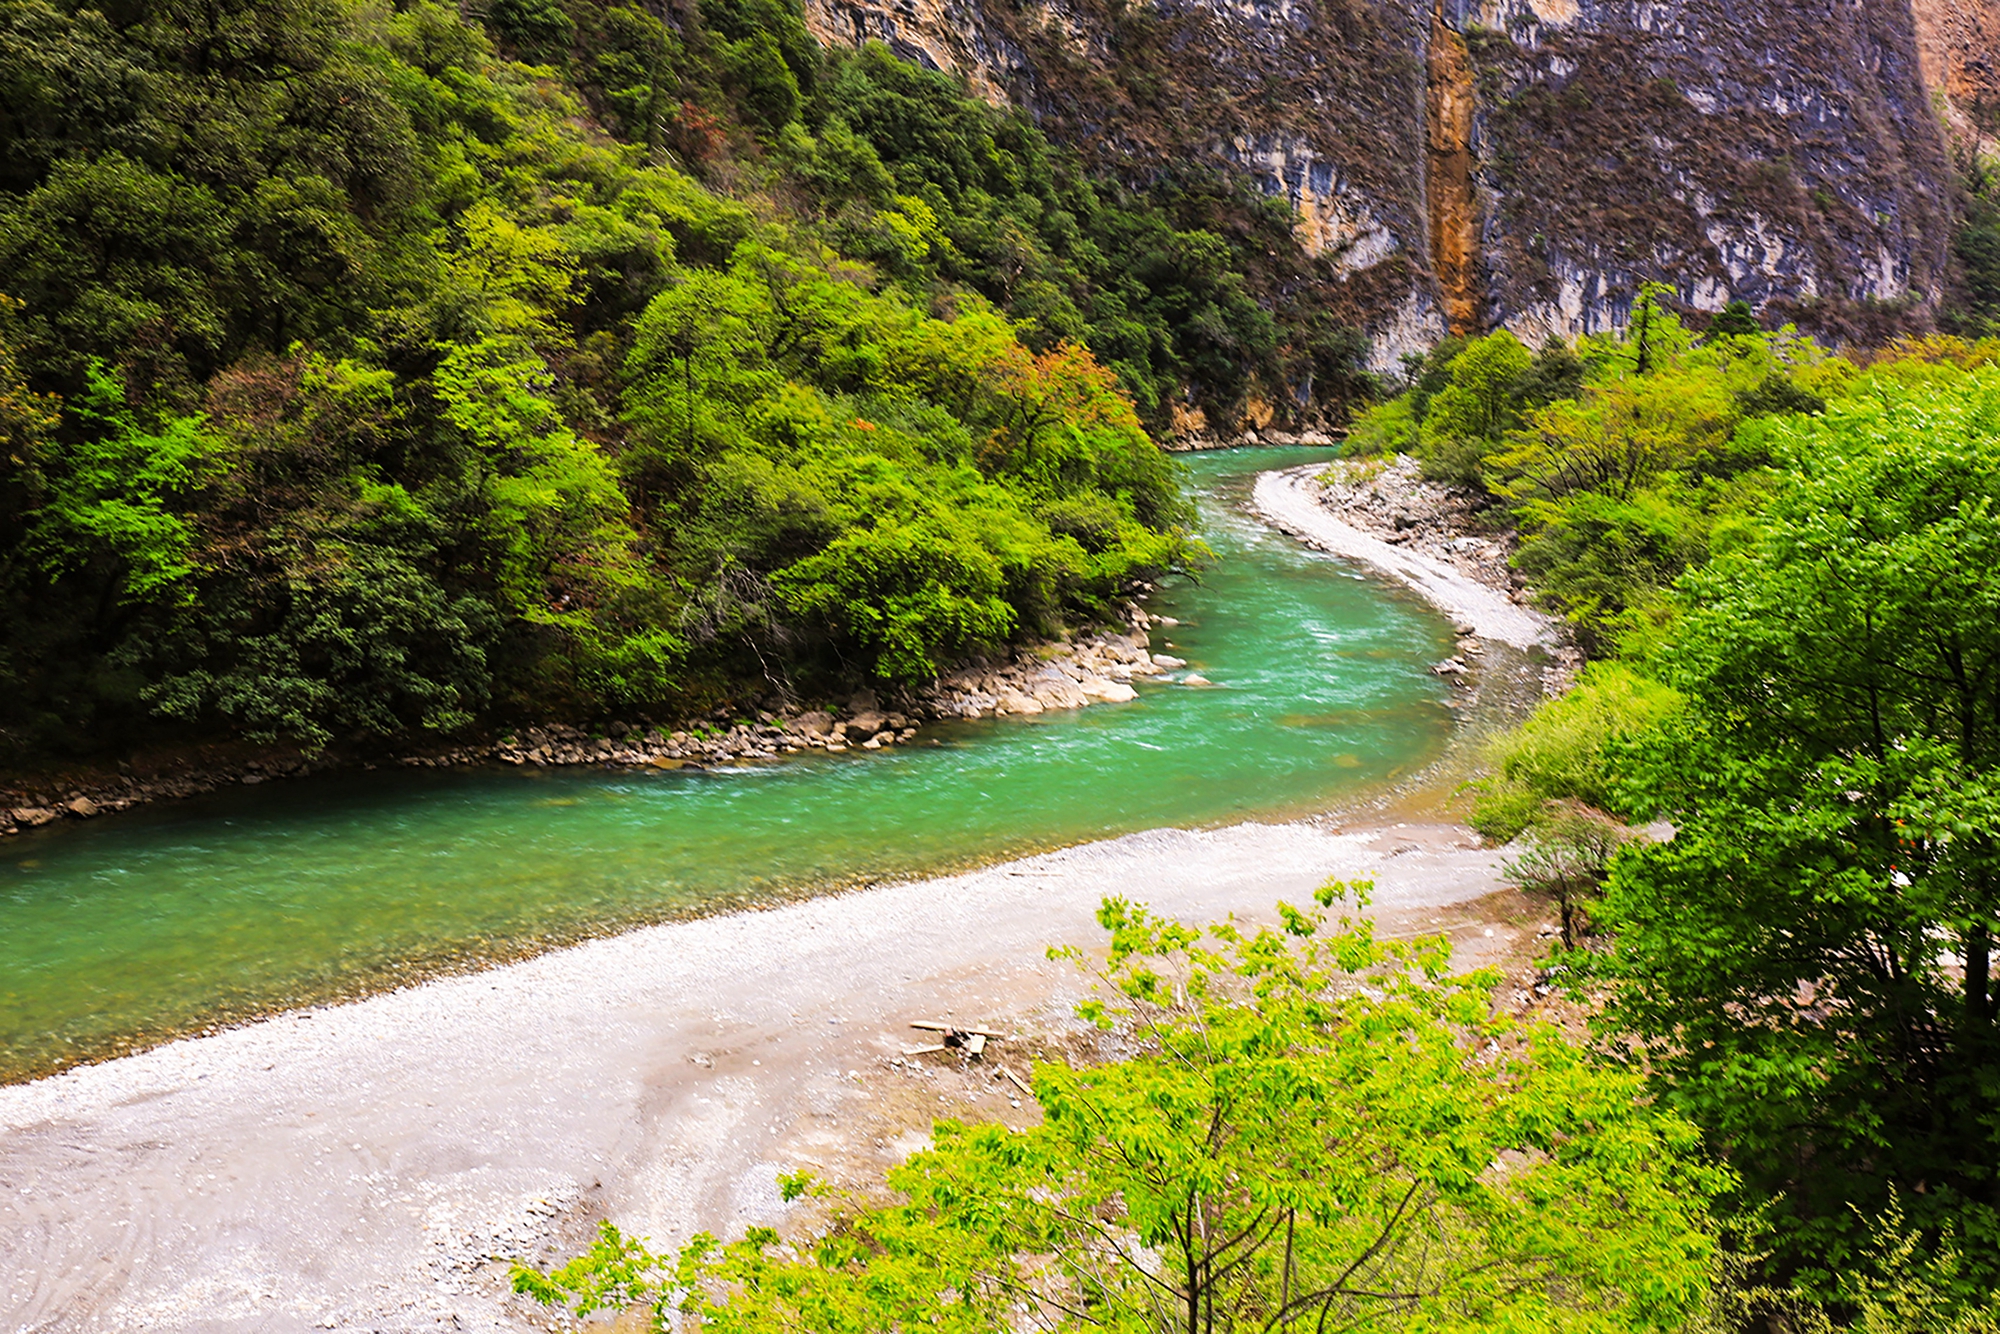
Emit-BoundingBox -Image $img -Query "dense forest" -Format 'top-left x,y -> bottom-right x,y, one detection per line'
0,0 -> 1371,764
1364,314 -> 2000,1322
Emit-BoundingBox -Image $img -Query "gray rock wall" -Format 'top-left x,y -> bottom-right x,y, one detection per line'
800,0 -> 1967,367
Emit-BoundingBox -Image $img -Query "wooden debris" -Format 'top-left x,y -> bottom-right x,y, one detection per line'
907,1020 -> 1007,1061
909,1021 -> 1005,1038
1000,1067 -> 1034,1098
900,1043 -> 948,1056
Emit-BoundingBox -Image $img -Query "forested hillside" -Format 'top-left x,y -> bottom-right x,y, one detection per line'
1340,314 -> 2000,1314
0,0 -> 1365,763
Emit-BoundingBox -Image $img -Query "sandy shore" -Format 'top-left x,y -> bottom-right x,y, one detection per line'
1252,465 -> 1558,651
0,465 -> 1551,1333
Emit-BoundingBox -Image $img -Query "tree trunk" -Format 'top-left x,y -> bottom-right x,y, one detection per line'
1970,921 -> 1991,1026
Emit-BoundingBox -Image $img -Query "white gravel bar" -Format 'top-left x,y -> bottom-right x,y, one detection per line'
0,820 -> 1514,1333
1252,464 -> 1559,650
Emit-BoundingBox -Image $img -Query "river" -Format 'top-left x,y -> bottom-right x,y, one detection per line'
0,448 -> 1456,1082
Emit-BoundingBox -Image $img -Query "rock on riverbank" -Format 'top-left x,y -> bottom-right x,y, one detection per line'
0,610 -> 1187,833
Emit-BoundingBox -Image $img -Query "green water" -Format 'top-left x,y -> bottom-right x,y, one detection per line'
0,448 -> 1456,1081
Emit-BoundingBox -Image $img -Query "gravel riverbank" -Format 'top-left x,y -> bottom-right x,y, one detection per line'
0,461 -> 1560,1332
1252,462 -> 1557,651
0,819 -> 1533,1334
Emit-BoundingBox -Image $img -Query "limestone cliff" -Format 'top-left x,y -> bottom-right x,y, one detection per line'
801,0 -> 1991,368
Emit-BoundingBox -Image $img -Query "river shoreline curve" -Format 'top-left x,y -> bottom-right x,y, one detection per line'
0,453 -> 1552,1333
0,820 -> 1530,1333
1251,462 -> 1561,653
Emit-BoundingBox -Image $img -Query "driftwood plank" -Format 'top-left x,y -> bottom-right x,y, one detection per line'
908,1024 -> 1000,1040
900,1044 -> 948,1056
1001,1067 -> 1034,1098
966,1033 -> 987,1058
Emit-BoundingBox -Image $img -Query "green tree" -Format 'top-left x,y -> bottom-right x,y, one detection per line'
27,362 -> 209,607
1704,299 -> 1762,341
1417,329 -> 1531,484
1593,367 -> 2000,1295
518,889 -> 1730,1333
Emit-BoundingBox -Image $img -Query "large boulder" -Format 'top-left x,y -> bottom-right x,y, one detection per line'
1031,680 -> 1088,710
1079,677 -> 1138,703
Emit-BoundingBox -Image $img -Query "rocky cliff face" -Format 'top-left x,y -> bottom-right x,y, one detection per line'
802,0 -> 1991,369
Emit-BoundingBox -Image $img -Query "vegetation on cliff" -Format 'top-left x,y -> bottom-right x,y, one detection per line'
0,0 -> 1374,763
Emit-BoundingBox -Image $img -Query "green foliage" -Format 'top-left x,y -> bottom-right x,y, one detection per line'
1417,329 -> 1532,484
1340,394 -> 1417,457
0,0 -> 1244,756
1703,299 -> 1762,342
1945,145 -> 2000,339
1501,801 -> 1630,947
1510,486 -> 1712,655
1589,367 -> 2000,1298
517,889 -> 1730,1333
28,362 -> 210,605
1372,307 -> 1837,655
1468,661 -> 1679,842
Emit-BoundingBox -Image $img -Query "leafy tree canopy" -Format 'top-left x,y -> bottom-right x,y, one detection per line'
1591,365 -> 2000,1296
516,888 -> 1731,1333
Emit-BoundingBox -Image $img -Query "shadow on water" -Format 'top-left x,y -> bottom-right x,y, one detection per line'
0,447 -> 1462,1082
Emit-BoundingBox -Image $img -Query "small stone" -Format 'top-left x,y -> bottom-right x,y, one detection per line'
1183,673 -> 1212,686
14,806 -> 57,827
1151,654 -> 1187,668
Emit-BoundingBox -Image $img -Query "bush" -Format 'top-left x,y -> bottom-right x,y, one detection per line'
1469,662 -> 1679,840
1501,800 -> 1631,946
1340,394 -> 1417,457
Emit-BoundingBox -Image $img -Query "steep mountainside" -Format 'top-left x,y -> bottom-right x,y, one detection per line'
801,0 -> 1986,364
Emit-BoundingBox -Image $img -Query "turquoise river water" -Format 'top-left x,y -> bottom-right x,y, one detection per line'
0,448 -> 1457,1081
